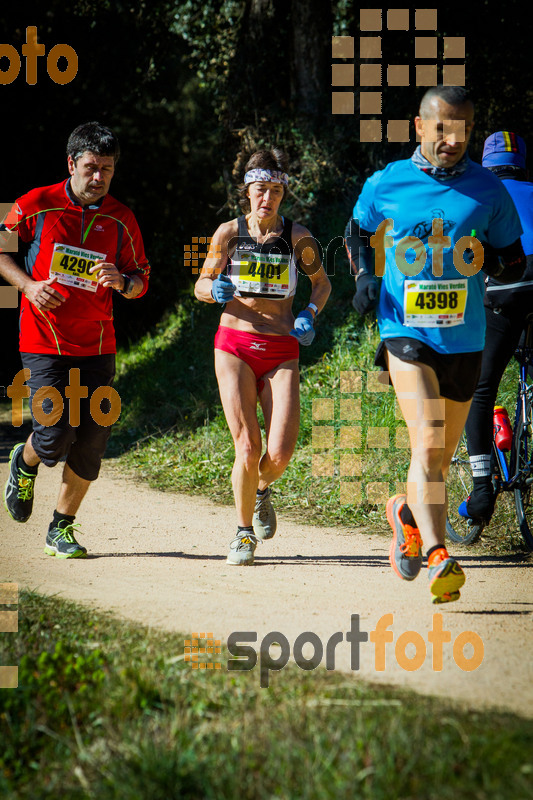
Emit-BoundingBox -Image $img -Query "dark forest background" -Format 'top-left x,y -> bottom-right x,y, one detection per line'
1,0 -> 532,386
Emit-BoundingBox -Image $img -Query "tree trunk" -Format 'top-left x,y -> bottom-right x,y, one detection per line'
226,0 -> 289,123
290,0 -> 332,119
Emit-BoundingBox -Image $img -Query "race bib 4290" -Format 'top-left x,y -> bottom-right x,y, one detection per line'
50,243 -> 107,292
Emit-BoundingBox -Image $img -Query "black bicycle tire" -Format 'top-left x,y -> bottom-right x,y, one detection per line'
513,390 -> 533,551
445,432 -> 485,545
445,516 -> 484,545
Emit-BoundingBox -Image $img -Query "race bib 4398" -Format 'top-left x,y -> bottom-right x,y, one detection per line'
404,280 -> 467,327
50,243 -> 107,292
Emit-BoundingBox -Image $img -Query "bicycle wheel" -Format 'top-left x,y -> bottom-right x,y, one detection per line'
446,433 -> 485,545
513,390 -> 533,550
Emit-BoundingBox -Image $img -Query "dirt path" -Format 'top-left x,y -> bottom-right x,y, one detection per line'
1,422 -> 532,717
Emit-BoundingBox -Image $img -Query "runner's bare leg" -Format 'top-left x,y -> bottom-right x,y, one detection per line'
257,359 -> 300,490
56,463 -> 91,516
23,434 -> 40,468
386,351 -> 471,550
215,349 -> 262,527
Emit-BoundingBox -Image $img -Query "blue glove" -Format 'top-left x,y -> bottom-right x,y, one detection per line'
290,309 -> 315,346
211,274 -> 236,304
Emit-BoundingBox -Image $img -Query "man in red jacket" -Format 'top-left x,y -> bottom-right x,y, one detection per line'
0,121 -> 150,558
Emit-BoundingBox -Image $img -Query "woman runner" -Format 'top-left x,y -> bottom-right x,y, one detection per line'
195,149 -> 331,565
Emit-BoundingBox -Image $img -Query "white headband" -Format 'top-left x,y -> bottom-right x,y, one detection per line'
244,168 -> 289,186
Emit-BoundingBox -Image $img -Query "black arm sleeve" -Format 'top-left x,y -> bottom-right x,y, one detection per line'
344,217 -> 374,276
482,238 -> 526,284
346,217 -> 380,314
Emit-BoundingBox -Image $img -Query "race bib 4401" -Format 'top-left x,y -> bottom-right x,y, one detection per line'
50,243 -> 107,292
404,280 -> 467,327
231,253 -> 291,297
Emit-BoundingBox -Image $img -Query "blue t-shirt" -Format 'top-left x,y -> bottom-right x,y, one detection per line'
353,157 -> 523,354
502,178 -> 533,256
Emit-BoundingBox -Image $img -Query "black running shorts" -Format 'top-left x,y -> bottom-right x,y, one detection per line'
374,338 -> 482,403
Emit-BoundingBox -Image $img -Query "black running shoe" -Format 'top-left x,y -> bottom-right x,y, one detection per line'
4,443 -> 37,523
44,521 -> 87,559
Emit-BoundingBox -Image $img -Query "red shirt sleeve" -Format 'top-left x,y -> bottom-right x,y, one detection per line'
3,197 -> 35,244
117,207 -> 150,297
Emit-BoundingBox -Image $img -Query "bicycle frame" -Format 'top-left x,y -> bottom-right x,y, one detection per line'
446,316 -> 533,548
492,320 -> 533,492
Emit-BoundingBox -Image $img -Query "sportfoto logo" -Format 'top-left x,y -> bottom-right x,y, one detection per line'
0,583 -> 18,689
228,614 -> 484,687
369,219 -> 482,277
332,8 -> 466,143
0,26 -> 78,85
7,368 -> 121,428
185,219 -> 483,279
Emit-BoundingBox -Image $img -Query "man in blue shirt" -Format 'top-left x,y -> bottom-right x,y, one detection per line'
347,87 -> 525,603
463,131 -> 533,523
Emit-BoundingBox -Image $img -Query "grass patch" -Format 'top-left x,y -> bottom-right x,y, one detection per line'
1,591 -> 532,799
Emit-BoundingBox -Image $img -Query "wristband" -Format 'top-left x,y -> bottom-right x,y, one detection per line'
117,274 -> 133,295
306,302 -> 319,317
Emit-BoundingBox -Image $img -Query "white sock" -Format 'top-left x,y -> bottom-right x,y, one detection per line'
469,454 -> 491,478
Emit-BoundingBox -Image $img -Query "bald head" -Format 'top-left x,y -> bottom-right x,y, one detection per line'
419,86 -> 474,119
415,86 -> 475,169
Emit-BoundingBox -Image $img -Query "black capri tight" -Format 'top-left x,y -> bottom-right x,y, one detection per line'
464,295 -> 533,456
20,352 -> 116,481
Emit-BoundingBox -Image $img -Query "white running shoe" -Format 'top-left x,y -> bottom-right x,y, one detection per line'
226,529 -> 259,566
253,488 -> 277,540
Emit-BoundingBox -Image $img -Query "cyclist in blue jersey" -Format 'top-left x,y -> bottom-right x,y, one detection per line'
346,87 -> 525,603
463,132 -> 533,524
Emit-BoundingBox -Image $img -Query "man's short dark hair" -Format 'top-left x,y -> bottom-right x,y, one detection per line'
67,122 -> 120,164
419,86 -> 473,117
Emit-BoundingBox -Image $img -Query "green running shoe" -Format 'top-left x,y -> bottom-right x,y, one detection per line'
44,521 -> 87,559
432,591 -> 461,605
4,443 -> 37,523
428,556 -> 465,604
